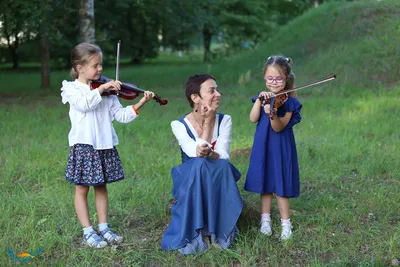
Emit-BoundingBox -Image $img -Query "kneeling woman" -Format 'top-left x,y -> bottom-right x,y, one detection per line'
161,74 -> 243,255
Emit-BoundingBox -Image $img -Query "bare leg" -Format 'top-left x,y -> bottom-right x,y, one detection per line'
277,196 -> 292,240
276,196 -> 290,220
261,193 -> 273,214
94,184 -> 123,243
94,185 -> 108,224
260,194 -> 273,235
75,186 -> 91,227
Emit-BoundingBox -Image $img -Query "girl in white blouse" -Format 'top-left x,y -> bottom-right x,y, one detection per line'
61,43 -> 154,248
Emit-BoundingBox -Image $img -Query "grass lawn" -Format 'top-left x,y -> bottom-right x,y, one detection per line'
1,69 -> 399,266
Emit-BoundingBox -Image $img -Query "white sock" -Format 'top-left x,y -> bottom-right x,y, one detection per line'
98,223 -> 109,232
261,213 -> 271,221
83,226 -> 94,235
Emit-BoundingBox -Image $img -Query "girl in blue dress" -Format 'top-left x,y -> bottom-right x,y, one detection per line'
244,56 -> 302,241
161,74 -> 243,255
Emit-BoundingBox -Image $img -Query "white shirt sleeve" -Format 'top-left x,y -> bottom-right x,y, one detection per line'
213,115 -> 232,160
171,120 -> 198,157
61,80 -> 102,112
170,114 -> 232,160
109,95 -> 138,123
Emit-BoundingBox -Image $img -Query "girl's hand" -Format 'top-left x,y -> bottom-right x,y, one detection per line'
258,91 -> 275,100
263,104 -> 277,115
258,91 -> 269,101
196,143 -> 211,158
140,91 -> 155,103
101,80 -> 122,91
263,104 -> 271,115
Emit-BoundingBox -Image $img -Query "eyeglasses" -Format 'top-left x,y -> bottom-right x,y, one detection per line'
264,76 -> 285,84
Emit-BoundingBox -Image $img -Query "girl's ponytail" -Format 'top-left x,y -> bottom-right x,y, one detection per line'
70,67 -> 79,79
285,72 -> 295,90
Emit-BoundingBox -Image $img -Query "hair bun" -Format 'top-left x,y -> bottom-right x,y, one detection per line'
286,57 -> 291,63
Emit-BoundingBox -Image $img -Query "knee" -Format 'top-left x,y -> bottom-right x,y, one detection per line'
191,157 -> 208,167
76,185 -> 90,196
216,159 -> 230,168
94,184 -> 107,193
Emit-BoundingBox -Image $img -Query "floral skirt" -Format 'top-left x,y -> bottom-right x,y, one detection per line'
65,144 -> 124,186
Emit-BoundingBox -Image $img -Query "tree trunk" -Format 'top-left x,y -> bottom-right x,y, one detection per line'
40,33 -> 51,89
79,0 -> 95,43
10,46 -> 19,69
202,25 -> 212,62
3,13 -> 20,69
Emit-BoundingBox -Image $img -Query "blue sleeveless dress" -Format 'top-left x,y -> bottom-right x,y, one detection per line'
161,114 -> 243,255
244,96 -> 302,197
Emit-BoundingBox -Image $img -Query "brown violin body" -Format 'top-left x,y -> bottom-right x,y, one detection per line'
259,93 -> 288,109
258,93 -> 288,119
90,76 -> 168,106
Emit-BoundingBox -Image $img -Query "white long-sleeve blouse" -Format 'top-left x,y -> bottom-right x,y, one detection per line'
61,80 -> 138,149
171,114 -> 232,160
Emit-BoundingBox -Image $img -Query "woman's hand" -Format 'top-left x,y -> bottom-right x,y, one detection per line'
196,143 -> 211,158
199,104 -> 216,121
139,91 -> 155,104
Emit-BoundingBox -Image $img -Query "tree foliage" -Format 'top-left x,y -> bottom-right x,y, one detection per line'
96,0 -> 161,64
0,0 -> 39,68
0,0 -> 337,69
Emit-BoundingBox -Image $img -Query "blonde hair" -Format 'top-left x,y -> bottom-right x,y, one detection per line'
264,55 -> 295,96
70,43 -> 102,79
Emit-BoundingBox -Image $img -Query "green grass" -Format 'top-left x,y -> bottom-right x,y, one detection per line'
1,92 -> 399,266
1,0 -> 400,266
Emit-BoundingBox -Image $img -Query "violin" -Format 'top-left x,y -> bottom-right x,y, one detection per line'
91,75 -> 168,106
259,93 -> 288,109
258,93 -> 288,119
257,74 -> 337,118
90,40 -> 168,106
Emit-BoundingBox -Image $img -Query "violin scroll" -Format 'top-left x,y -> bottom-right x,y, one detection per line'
153,94 -> 168,106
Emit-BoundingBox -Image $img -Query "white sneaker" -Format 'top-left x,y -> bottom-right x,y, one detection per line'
280,223 -> 293,241
260,219 -> 272,236
82,231 -> 108,248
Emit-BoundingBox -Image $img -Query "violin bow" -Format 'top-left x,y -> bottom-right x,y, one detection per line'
115,40 -> 121,95
261,74 -> 337,100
